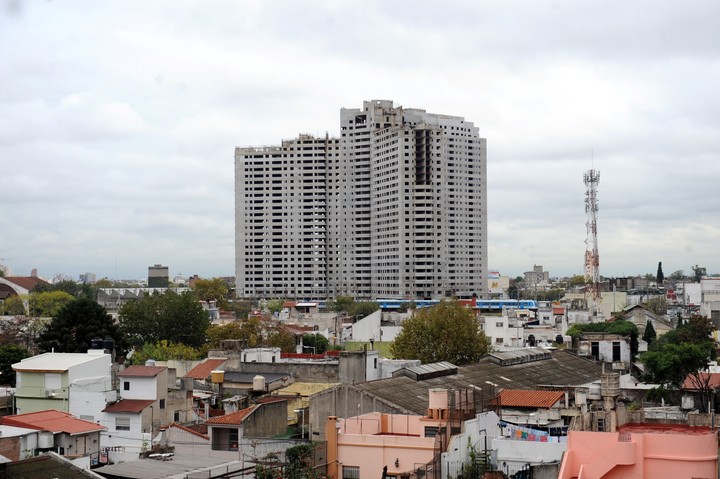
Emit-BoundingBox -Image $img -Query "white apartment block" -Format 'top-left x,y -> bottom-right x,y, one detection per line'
235,100 -> 487,301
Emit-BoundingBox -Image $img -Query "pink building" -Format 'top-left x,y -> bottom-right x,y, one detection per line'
559,424 -> 717,479
325,388 -> 465,479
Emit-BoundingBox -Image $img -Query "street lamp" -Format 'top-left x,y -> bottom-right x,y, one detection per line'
294,408 -> 306,440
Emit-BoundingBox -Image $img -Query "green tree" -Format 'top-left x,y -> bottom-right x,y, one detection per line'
656,262 -> 664,285
32,280 -> 94,301
267,328 -> 296,353
332,296 -> 354,316
29,291 -> 75,317
2,295 -> 27,315
391,300 -> 489,365
670,270 -> 686,281
119,290 -> 210,349
692,265 -> 707,282
568,275 -> 587,287
643,296 -> 668,316
191,278 -> 230,310
302,333 -> 329,354
231,300 -> 253,320
128,340 -> 202,365
349,301 -> 379,319
0,344 -> 29,387
266,299 -> 284,314
37,298 -> 124,354
642,320 -> 657,346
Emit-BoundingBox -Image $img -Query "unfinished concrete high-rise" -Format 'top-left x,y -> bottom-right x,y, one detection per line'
235,100 -> 487,301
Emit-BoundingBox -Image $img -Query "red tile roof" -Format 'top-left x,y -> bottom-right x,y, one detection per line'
118,365 -> 166,377
282,301 -> 297,308
164,422 -> 209,440
1,410 -> 106,435
102,399 -> 155,413
184,358 -> 227,380
206,406 -> 257,425
2,277 -> 48,291
682,372 -> 720,391
492,389 -> 565,408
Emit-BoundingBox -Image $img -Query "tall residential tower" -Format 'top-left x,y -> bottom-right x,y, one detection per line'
235,100 -> 487,301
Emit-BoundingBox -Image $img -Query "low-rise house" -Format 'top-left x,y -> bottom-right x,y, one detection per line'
493,389 -> 566,429
325,388 -> 457,479
12,350 -> 114,417
1,410 -> 106,464
0,424 -> 41,461
206,398 -> 288,451
577,332 -> 631,367
100,364 -> 192,451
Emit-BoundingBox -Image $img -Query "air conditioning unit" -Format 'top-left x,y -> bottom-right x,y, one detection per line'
45,389 -> 58,398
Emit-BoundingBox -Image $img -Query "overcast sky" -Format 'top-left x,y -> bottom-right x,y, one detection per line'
2,0 -> 719,283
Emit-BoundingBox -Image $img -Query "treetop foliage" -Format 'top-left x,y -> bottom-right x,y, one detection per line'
119,290 -> 210,350
190,278 -> 230,310
37,298 -> 124,355
391,299 -> 489,365
128,340 -> 202,365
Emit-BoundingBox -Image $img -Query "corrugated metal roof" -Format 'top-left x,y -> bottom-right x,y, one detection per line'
493,389 -> 565,408
326,350 -> 602,416
393,361 -> 458,381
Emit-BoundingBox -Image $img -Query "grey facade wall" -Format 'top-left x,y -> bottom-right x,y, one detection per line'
309,385 -> 414,440
245,401 -> 288,438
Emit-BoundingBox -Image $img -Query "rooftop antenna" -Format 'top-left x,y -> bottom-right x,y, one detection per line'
584,157 -> 601,316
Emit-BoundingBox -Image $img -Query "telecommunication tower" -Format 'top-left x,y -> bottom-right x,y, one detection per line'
584,169 -> 600,307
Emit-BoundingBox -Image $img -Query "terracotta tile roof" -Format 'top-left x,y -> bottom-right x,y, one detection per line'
206,406 -> 257,426
682,372 -> 720,391
184,358 -> 227,380
2,276 -> 49,291
165,422 -> 209,440
492,389 -> 565,409
103,399 -> 155,413
1,409 -> 106,435
282,301 -> 297,308
118,365 -> 166,377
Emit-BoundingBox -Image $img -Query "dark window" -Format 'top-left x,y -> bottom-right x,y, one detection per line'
612,342 -> 621,362
591,342 -> 599,361
123,381 -> 130,391
424,426 -> 439,438
174,411 -> 180,422
159,399 -> 166,409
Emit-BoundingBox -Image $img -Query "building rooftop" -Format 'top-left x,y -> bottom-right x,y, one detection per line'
492,389 -> 565,408
184,358 -> 227,380
206,406 -> 258,426
13,352 -> 109,373
346,350 -> 602,415
94,456 -> 245,479
103,399 -> 155,414
1,410 -> 106,435
118,365 -> 167,377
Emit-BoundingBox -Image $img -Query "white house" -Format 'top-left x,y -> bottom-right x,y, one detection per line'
12,350 -> 114,417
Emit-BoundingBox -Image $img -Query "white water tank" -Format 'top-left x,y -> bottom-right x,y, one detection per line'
38,431 -> 53,449
253,375 -> 266,391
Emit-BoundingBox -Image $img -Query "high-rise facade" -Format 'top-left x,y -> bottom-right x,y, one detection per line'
235,100 -> 487,301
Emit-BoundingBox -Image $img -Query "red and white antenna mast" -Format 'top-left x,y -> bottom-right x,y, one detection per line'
584,168 -> 600,311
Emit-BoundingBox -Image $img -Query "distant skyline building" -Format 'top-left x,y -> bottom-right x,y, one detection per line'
148,264 -> 169,288
235,100 -> 487,301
